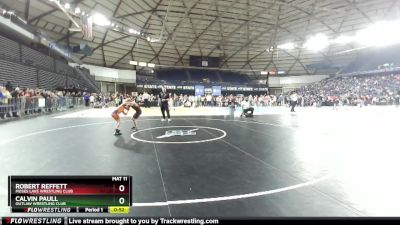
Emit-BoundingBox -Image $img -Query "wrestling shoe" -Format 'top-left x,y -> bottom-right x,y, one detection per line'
161,119 -> 166,122
168,119 -> 171,122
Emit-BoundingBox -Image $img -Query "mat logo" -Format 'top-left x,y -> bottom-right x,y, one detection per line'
157,128 -> 199,139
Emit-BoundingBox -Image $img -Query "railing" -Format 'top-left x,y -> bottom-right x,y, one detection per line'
0,96 -> 84,120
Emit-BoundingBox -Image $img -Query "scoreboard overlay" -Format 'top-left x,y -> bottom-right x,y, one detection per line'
8,176 -> 132,213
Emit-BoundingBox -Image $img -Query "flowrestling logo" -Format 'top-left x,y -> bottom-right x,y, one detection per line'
157,128 -> 199,139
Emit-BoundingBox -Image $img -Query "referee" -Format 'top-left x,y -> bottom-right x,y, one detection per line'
159,85 -> 171,122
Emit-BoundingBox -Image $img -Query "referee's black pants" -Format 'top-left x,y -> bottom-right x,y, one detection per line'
290,101 -> 297,112
161,103 -> 170,119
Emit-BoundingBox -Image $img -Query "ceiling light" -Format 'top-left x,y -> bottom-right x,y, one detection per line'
260,71 -> 268,75
266,46 -> 274,52
304,33 -> 329,52
333,35 -> 354,44
129,28 -> 134,33
148,63 -> 155,68
129,61 -> 138,65
355,20 -> 400,47
139,62 -> 147,67
150,38 -> 160,43
93,13 -> 110,26
277,42 -> 296,50
64,3 -> 70,9
74,7 -> 81,14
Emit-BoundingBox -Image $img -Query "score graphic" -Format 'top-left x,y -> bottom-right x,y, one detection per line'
8,176 -> 132,213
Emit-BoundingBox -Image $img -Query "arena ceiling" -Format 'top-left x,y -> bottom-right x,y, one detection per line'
1,0 -> 400,77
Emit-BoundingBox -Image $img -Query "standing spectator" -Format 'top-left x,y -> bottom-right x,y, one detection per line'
10,87 -> 20,117
290,91 -> 298,112
119,95 -> 124,106
5,81 -> 13,92
3,87 -> 12,118
168,93 -> 174,111
84,93 -> 90,107
206,94 -> 212,106
0,86 -> 6,119
89,94 -> 95,108
195,95 -> 201,107
142,92 -> 150,108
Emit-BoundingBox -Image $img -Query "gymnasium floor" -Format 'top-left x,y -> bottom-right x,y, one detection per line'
1,106 -> 400,217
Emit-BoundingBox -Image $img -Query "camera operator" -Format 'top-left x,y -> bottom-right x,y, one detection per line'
241,98 -> 254,118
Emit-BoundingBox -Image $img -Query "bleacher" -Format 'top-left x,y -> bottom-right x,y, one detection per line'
79,67 -> 94,82
38,70 -> 66,90
0,34 -> 99,92
67,77 -> 81,88
189,69 -> 220,82
55,59 -> 69,74
21,45 -> 54,71
157,69 -> 189,81
0,59 -> 37,88
0,35 -> 20,61
219,71 -> 250,83
341,46 -> 400,74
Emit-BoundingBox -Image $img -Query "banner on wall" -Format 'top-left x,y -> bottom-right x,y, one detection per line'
195,85 -> 205,96
212,86 -> 222,96
137,83 -> 269,93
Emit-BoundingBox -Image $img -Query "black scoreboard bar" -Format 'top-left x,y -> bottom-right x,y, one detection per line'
8,176 -> 132,214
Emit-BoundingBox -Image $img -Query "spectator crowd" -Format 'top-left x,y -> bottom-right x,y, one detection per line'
133,73 -> 400,108
2,73 -> 400,120
134,92 -> 282,108
294,73 -> 400,107
0,82 -> 91,119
